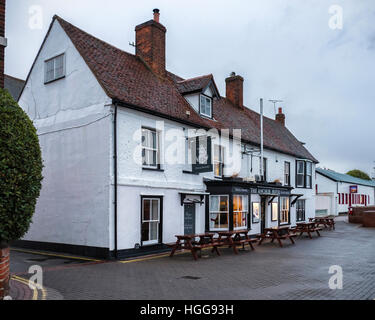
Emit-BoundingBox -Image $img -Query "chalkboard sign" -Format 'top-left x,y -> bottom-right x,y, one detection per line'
184,204 -> 196,235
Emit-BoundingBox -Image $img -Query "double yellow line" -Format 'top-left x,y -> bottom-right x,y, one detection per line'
11,275 -> 47,300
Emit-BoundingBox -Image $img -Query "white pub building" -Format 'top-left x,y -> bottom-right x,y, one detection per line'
17,10 -> 318,258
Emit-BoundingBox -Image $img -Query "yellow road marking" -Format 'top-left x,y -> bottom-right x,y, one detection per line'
11,275 -> 47,300
11,248 -> 101,262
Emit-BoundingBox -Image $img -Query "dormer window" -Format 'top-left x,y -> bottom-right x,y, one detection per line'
200,95 -> 212,118
44,54 -> 65,84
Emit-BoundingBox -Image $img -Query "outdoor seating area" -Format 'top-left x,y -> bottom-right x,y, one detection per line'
170,218 -> 336,260
309,216 -> 335,230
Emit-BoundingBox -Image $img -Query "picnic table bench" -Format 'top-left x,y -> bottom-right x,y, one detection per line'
296,221 -> 322,238
258,226 -> 296,247
169,233 -> 221,260
217,230 -> 258,254
309,216 -> 335,230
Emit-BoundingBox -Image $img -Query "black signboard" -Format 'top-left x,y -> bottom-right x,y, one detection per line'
192,136 -> 213,173
184,204 -> 195,235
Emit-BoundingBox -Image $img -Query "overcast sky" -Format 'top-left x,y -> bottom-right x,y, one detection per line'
6,0 -> 375,177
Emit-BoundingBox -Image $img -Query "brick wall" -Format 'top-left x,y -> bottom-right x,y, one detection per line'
0,246 -> 10,299
225,75 -> 244,109
135,19 -> 166,78
349,206 -> 375,226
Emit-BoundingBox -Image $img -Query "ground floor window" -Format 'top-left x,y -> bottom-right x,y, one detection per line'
209,195 -> 229,230
280,197 -> 290,224
296,199 -> 305,222
233,195 -> 248,229
271,201 -> 278,221
141,198 -> 161,245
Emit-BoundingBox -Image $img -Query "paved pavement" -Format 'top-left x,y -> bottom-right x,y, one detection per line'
9,216 -> 375,300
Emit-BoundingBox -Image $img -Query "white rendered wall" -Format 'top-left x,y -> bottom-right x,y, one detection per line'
18,20 -> 112,248
115,106 -> 316,248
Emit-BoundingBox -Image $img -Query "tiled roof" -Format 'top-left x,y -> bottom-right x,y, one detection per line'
176,74 -> 213,94
55,15 -> 317,162
316,168 -> 375,187
4,75 -> 25,101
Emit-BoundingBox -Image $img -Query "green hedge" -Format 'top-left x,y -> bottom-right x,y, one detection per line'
0,89 -> 43,243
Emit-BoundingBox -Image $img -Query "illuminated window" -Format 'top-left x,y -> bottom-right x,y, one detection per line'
214,145 -> 224,178
280,197 -> 289,224
233,195 -> 248,230
271,202 -> 278,221
209,195 -> 229,230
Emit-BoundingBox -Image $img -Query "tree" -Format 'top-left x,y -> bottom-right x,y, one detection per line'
0,88 -> 43,299
346,169 -> 371,181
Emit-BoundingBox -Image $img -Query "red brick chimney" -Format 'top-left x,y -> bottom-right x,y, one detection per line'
275,107 -> 285,126
0,0 -> 6,89
135,9 -> 166,77
225,73 -> 244,109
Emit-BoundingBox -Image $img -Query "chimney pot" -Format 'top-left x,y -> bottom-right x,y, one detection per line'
153,8 -> 160,23
275,107 -> 285,126
135,9 -> 166,77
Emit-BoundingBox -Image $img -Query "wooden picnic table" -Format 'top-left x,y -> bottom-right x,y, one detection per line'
309,216 -> 335,230
258,226 -> 296,247
296,221 -> 322,238
216,229 -> 258,254
169,233 -> 221,260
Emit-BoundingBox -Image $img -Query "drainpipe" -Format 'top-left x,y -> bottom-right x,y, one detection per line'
113,103 -> 118,259
260,98 -> 264,181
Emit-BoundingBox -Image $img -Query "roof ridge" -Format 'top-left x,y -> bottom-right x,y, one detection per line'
177,74 -> 212,83
54,15 -> 136,60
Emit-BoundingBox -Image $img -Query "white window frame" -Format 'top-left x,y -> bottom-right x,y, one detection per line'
296,160 -> 305,188
209,195 -> 229,231
44,53 -> 66,84
200,94 -> 212,118
284,161 -> 290,186
141,128 -> 160,169
280,197 -> 290,225
296,199 -> 306,222
214,144 -> 224,178
233,195 -> 248,230
306,162 -> 312,188
141,198 -> 160,245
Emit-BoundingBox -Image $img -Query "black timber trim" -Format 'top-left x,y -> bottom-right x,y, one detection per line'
11,240 -> 111,260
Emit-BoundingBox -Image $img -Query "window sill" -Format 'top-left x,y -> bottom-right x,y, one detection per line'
44,75 -> 66,85
182,170 -> 199,175
142,167 -> 164,172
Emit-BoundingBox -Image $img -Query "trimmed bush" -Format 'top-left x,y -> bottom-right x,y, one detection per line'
0,88 -> 43,243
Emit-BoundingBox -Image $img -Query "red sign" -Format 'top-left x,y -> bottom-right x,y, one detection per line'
349,185 -> 358,194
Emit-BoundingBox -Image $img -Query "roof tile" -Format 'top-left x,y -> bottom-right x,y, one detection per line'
55,15 -> 317,162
